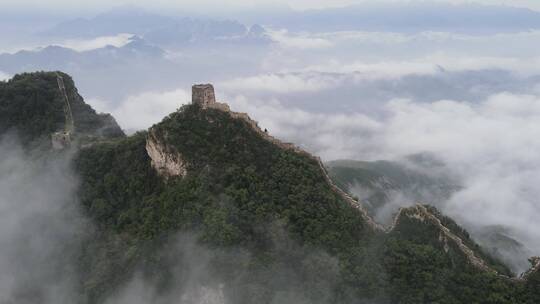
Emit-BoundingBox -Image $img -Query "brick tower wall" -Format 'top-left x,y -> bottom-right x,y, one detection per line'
192,84 -> 216,108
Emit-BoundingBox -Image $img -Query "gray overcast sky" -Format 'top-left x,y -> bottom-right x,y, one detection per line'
1,0 -> 540,14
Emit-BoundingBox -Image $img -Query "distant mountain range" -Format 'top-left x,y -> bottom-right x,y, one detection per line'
0,36 -> 164,72
42,6 -> 269,48
249,3 -> 540,33
0,30 -> 269,102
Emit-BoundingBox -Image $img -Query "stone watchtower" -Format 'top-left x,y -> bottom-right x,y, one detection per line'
192,84 -> 216,108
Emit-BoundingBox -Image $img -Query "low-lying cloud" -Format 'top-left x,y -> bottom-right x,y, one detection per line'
268,29 -> 334,49
58,33 -> 135,52
0,71 -> 10,81
0,133 -> 344,303
105,225 -> 341,304
0,135 -> 86,303
264,30 -> 540,77
221,72 -> 340,93
88,88 -> 191,132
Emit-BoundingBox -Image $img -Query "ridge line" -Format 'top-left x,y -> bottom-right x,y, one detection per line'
196,99 -> 536,280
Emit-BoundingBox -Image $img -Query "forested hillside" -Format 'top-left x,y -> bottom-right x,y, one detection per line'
0,72 -> 124,147
1,72 -> 539,303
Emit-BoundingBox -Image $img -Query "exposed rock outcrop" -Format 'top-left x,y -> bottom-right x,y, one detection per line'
146,130 -> 187,179
522,257 -> 540,279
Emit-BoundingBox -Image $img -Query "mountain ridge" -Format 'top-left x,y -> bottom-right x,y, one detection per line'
2,71 -> 539,303
162,85 -> 521,278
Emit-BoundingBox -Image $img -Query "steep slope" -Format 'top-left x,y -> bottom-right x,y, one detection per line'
0,71 -> 124,147
76,95 -> 538,303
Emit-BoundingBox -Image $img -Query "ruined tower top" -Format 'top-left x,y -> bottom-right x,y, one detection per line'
192,84 -> 216,108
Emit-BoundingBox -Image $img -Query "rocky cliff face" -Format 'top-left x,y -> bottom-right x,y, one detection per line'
523,257 -> 540,279
146,130 -> 187,179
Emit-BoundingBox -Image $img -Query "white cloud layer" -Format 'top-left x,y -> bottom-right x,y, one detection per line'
57,33 -> 134,52
221,73 -> 340,93
0,71 -> 10,81
265,30 -> 540,77
268,30 -> 334,49
0,137 -> 84,302
297,55 -> 540,77
88,88 -> 191,132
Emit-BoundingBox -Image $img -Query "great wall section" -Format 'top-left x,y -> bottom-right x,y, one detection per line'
146,83 -> 539,281
51,72 -> 75,149
56,72 -> 75,134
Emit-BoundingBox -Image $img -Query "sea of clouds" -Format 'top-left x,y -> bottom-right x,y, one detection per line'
80,28 -> 540,273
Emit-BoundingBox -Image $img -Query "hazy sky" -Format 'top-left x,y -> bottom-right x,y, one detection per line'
1,0 -> 540,14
